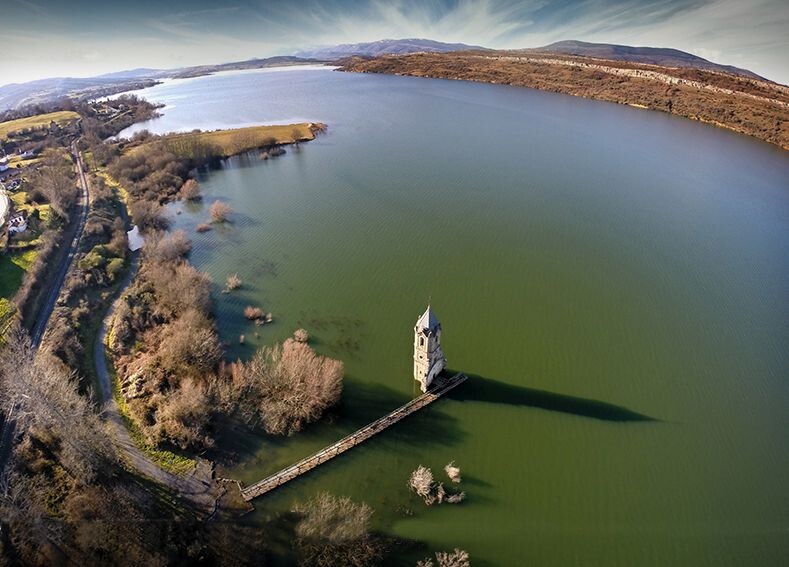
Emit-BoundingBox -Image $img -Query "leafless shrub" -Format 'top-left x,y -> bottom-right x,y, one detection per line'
130,199 -> 169,232
444,492 -> 466,504
435,549 -> 471,567
445,461 -> 461,483
294,328 -> 310,343
233,339 -> 343,435
154,378 -> 214,450
143,229 -> 191,263
294,492 -> 372,542
292,492 -> 384,567
244,306 -> 264,320
209,200 -> 232,223
409,466 -> 434,500
157,308 -> 222,376
0,328 -> 116,482
179,178 -> 201,201
224,273 -> 242,292
409,464 -> 465,506
145,261 -> 212,318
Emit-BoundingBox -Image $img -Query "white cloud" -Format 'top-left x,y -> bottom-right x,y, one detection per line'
1,0 -> 787,84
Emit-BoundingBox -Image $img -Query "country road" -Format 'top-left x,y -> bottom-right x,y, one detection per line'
3,145 -> 225,516
92,252 -> 224,517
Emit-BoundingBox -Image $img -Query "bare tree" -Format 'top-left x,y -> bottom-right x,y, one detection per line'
409,466 -> 434,500
294,328 -> 310,343
435,549 -> 471,567
224,273 -> 242,292
445,461 -> 461,483
209,200 -> 232,223
0,327 -> 116,482
292,492 -> 384,567
179,178 -> 201,201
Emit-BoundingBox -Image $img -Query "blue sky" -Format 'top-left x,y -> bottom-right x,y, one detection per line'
1,0 -> 787,84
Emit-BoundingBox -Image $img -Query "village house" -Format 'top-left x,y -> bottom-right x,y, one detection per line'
7,210 -> 27,234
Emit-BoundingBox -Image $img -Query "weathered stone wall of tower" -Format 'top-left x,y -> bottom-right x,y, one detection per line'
413,307 -> 447,392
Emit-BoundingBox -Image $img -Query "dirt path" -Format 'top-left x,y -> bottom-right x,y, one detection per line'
93,247 -> 229,518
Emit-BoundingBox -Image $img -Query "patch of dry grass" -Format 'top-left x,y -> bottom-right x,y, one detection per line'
0,110 -> 80,140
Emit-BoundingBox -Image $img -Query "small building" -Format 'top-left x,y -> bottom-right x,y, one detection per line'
127,225 -> 144,251
413,304 -> 447,392
7,211 -> 27,234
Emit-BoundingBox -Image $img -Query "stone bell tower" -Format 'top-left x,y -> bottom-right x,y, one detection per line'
413,304 -> 446,392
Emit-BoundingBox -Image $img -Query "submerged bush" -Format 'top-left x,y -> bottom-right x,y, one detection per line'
292,492 -> 384,567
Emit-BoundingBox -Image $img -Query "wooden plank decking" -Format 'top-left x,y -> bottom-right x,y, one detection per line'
240,372 -> 467,501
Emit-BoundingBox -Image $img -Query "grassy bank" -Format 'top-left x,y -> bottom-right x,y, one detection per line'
0,110 -> 80,140
130,122 -> 321,158
0,249 -> 37,299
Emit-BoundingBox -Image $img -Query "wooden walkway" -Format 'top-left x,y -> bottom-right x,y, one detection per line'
240,372 -> 467,501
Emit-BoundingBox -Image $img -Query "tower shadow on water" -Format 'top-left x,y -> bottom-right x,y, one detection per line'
445,371 -> 657,423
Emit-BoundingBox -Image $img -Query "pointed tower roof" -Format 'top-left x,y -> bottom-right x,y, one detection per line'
416,305 -> 441,333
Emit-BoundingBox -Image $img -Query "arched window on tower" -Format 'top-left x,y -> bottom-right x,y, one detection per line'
419,336 -> 424,347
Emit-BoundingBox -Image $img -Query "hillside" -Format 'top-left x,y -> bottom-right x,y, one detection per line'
535,40 -> 765,80
168,56 -> 322,79
0,110 -> 81,140
0,76 -> 159,112
295,38 -> 486,60
340,51 -> 789,149
0,56 -> 321,112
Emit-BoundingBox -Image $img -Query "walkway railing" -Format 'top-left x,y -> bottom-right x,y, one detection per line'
240,372 -> 467,501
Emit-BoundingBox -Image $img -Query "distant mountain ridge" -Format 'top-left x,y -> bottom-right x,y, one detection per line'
1,38 -> 771,113
295,38 -> 487,60
535,40 -> 765,80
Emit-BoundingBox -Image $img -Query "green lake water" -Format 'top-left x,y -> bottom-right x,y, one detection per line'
120,67 -> 789,566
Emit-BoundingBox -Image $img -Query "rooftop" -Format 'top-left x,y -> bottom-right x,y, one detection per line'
416,304 -> 441,332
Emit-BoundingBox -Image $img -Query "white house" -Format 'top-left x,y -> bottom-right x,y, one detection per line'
7,211 -> 27,234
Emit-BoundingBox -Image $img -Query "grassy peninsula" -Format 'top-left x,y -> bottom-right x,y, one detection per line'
340,51 -> 789,149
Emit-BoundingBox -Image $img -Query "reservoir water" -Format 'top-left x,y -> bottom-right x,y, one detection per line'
119,66 -> 789,566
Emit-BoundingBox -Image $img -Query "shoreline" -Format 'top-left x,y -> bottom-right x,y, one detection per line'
339,52 -> 789,150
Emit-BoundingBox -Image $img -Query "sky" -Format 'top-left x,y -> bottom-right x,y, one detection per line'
1,0 -> 787,85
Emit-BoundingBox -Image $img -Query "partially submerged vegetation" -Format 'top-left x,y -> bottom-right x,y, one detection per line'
409,463 -> 466,505
292,492 -> 387,567
96,120 -> 338,453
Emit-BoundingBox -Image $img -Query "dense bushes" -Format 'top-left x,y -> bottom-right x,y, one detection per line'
227,339 -> 344,435
25,148 -> 80,221
107,144 -> 191,203
108,231 -> 344,450
44,176 -> 128,375
0,330 -> 205,566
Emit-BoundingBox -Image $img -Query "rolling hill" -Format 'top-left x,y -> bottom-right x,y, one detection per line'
535,40 -> 765,80
294,38 -> 486,60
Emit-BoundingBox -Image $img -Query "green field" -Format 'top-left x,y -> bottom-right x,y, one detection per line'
0,249 -> 36,300
0,110 -> 80,140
